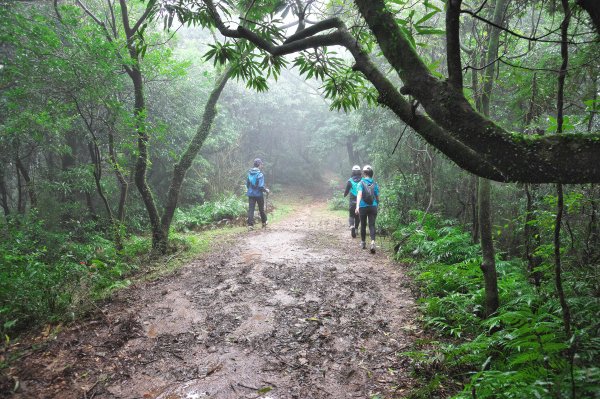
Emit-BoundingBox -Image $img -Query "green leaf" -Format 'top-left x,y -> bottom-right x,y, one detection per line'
416,11 -> 438,25
399,26 -> 416,49
257,386 -> 272,394
414,27 -> 445,35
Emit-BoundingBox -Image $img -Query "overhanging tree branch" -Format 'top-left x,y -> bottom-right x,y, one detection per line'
198,0 -> 600,183
202,0 -> 506,180
355,0 -> 600,183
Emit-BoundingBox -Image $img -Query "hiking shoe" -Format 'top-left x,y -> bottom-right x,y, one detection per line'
361,241 -> 366,249
262,221 -> 268,228
370,241 -> 376,254
248,225 -> 254,231
351,226 -> 356,238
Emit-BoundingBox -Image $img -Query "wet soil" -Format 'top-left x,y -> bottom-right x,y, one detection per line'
4,201 -> 420,399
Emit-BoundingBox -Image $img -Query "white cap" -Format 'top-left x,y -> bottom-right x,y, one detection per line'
363,165 -> 373,172
352,165 -> 361,171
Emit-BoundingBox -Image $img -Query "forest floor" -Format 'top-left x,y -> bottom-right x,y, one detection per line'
3,198 -> 422,399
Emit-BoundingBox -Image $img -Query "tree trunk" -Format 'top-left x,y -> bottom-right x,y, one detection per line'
0,163 -> 10,218
130,67 -> 166,253
524,184 -> 542,286
15,155 -> 36,209
15,160 -> 23,214
471,175 -> 479,243
85,191 -> 98,220
554,0 -> 572,339
577,0 -> 600,34
523,72 -> 542,285
476,0 -> 507,317
470,64 -> 480,244
160,66 -> 232,238
89,141 -> 112,220
345,134 -> 360,166
479,178 -> 499,316
88,140 -> 123,250
108,130 -> 128,223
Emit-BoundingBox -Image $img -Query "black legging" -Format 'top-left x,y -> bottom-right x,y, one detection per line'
359,206 -> 377,241
348,200 -> 360,228
248,196 -> 267,226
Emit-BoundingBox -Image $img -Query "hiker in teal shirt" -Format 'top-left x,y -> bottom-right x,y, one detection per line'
343,165 -> 362,238
355,165 -> 380,254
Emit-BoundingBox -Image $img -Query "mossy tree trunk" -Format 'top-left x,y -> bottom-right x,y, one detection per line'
160,66 -> 232,240
115,0 -> 167,253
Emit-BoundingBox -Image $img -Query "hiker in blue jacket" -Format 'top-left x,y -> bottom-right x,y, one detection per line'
355,165 -> 380,254
246,158 -> 269,229
343,165 -> 362,238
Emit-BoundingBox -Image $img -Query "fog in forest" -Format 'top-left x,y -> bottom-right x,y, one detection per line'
2,2 -> 600,398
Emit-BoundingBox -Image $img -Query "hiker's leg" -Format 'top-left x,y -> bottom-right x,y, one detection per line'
359,208 -> 368,242
248,197 -> 256,226
348,201 -> 355,227
354,204 -> 360,229
368,206 -> 378,241
258,196 -> 267,223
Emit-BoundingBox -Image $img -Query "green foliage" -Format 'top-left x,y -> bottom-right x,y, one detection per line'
377,174 -> 423,234
328,192 -> 347,211
0,214 -> 143,338
393,207 -> 600,398
394,210 -> 480,264
173,195 -> 247,231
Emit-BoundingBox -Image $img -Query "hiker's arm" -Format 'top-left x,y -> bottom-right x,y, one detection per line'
343,181 -> 351,197
355,191 -> 362,214
259,175 -> 268,192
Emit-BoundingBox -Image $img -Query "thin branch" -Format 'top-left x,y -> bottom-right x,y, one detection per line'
473,0 -> 489,16
462,6 -> 597,44
243,0 -> 257,22
463,51 -> 506,71
76,0 -> 110,35
118,0 -> 132,37
53,0 -> 63,23
499,56 -> 598,73
146,22 -> 183,48
107,0 -> 118,37
131,1 -> 156,35
75,0 -> 132,74
391,124 -> 409,155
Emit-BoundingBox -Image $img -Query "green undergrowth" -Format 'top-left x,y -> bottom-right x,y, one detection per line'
328,191 -> 348,211
173,194 -> 247,231
391,210 -> 600,399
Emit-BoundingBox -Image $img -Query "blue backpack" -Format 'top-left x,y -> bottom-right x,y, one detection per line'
247,172 -> 259,188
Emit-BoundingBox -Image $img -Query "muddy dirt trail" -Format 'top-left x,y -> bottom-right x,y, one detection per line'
8,201 -> 421,399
